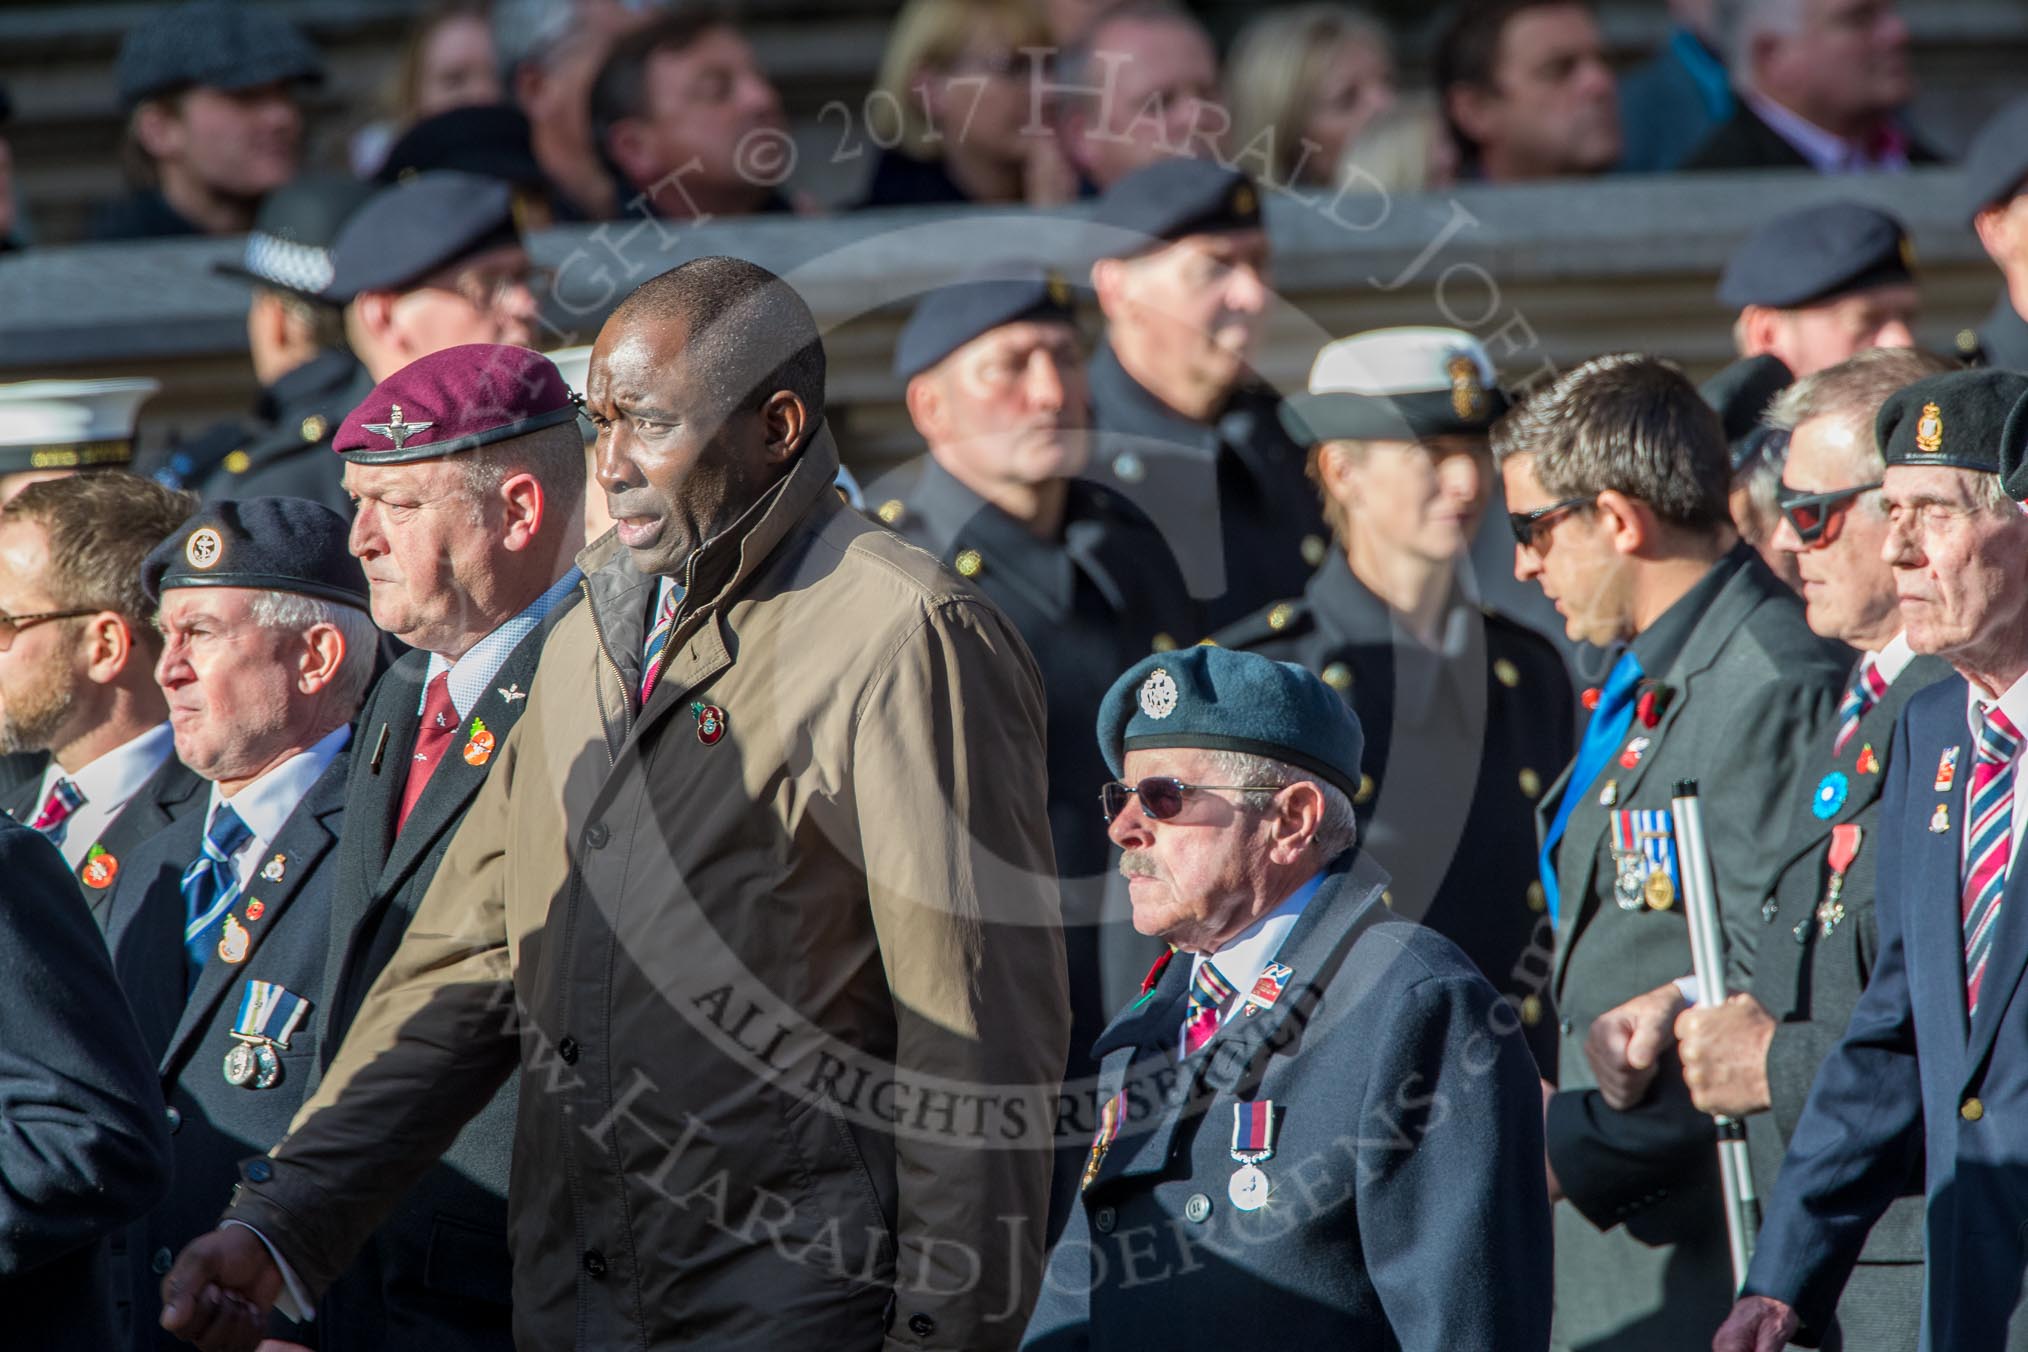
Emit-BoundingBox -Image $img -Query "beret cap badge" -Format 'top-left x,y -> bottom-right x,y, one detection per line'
1448,353 -> 1484,420
185,527 -> 224,570
363,403 -> 434,450
1138,668 -> 1179,719
1916,402 -> 1944,454
1047,272 -> 1071,307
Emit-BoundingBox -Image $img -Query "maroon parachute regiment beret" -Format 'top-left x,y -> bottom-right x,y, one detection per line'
335,343 -> 577,466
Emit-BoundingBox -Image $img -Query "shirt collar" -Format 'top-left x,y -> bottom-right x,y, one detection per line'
1089,340 -> 1223,455
422,567 -> 584,719
1191,869 -> 1328,993
1871,630 -> 1917,687
1742,89 -> 1904,172
1966,666 -> 2028,740
41,721 -> 174,813
208,724 -> 350,845
1629,543 -> 1752,678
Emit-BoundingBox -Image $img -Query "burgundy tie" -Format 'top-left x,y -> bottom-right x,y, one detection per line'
398,672 -> 457,832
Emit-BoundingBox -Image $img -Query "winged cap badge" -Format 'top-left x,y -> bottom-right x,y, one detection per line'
362,403 -> 435,450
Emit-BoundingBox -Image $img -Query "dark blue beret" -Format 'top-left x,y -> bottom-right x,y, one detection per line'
1877,369 -> 2028,477
1717,202 -> 1914,310
323,173 -> 518,303
376,104 -> 547,191
893,266 -> 1079,380
1097,647 -> 1364,803
1699,354 -> 1794,473
1962,96 -> 2028,224
143,497 -> 369,608
1091,159 -> 1263,259
116,1 -> 324,110
212,175 -> 376,299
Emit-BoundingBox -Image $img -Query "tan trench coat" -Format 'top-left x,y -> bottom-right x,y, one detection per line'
224,430 -> 1070,1351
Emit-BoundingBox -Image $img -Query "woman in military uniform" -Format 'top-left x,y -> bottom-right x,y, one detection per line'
1216,326 -> 1573,1067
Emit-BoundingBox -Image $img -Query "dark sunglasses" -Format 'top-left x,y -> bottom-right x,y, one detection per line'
1099,776 -> 1283,823
1507,496 -> 1592,548
1777,481 -> 1880,545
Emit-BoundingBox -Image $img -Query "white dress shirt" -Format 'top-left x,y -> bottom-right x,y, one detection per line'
1870,631 -> 1917,688
202,724 -> 351,889
1179,871 -> 1326,1058
417,567 -> 582,720
1742,90 -> 1910,173
33,722 -> 175,868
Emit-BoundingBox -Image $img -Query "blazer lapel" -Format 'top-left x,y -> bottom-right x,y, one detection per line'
1906,705 -> 1972,1050
79,759 -> 205,921
161,764 -> 346,1077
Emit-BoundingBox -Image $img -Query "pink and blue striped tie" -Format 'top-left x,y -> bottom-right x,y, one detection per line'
1182,961 -> 1238,1055
1962,705 -> 2021,1013
1833,658 -> 1888,757
640,584 -> 678,703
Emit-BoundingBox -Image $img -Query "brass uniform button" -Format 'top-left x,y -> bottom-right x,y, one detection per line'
223,449 -> 251,475
1526,881 -> 1546,913
1151,632 -> 1177,652
1355,773 -> 1375,805
1962,1096 -> 1984,1122
1380,889 -> 1393,908
1197,637 -> 1220,647
299,414 -> 327,442
1518,767 -> 1542,798
1494,658 -> 1520,688
877,498 -> 906,524
1321,662 -> 1352,691
1267,603 -> 1293,631
1300,534 -> 1327,567
1520,995 -> 1543,1026
1957,329 -> 1980,355
954,549 -> 983,578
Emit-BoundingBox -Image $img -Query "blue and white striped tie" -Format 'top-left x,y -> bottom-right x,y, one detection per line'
180,804 -> 252,980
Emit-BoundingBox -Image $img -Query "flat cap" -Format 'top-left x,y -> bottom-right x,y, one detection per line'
322,172 -> 519,303
893,266 -> 1079,380
1699,354 -> 1794,474
1280,326 -> 1506,446
0,378 -> 158,475
1717,202 -> 1914,310
1877,369 -> 2028,476
213,175 -> 376,299
1091,159 -> 1263,258
143,497 -> 368,607
377,104 -> 547,191
335,344 -> 576,465
1962,96 -> 2028,224
1098,647 -> 1364,804
116,1 -> 324,110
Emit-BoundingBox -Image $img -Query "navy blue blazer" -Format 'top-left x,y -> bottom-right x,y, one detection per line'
1747,675 -> 2028,1349
1023,851 -> 1552,1351
100,751 -> 350,1350
0,819 -> 169,1352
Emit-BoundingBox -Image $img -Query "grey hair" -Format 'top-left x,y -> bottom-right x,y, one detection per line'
1053,1 -> 1210,117
1196,749 -> 1359,862
455,421 -> 592,522
1714,0 -> 1805,82
246,593 -> 379,716
1490,353 -> 1732,531
1763,346 -> 1956,518
491,0 -> 578,77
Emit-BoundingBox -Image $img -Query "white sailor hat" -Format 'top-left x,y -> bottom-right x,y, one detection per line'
0,378 -> 160,474
1278,326 -> 1507,447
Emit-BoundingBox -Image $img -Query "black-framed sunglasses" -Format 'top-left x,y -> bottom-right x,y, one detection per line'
1777,481 -> 1880,545
0,608 -> 97,653
1099,776 -> 1284,824
1507,496 -> 1592,548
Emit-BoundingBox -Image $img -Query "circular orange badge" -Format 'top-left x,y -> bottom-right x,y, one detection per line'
463,729 -> 496,766
81,852 -> 119,889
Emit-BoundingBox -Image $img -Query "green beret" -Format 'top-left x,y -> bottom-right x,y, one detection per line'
1877,369 -> 2028,476
1097,647 -> 1364,803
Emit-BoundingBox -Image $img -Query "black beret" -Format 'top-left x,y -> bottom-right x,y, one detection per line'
322,173 -> 518,303
116,1 -> 324,111
143,497 -> 369,608
1091,159 -> 1263,259
1962,96 -> 2028,224
376,104 -> 547,192
1098,647 -> 1365,805
1279,326 -> 1506,446
1877,369 -> 2028,476
1717,202 -> 1914,310
893,266 -> 1079,380
212,175 -> 377,299
1699,354 -> 1794,473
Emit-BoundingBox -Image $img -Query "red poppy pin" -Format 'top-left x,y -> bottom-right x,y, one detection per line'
1581,686 -> 1602,712
463,717 -> 495,767
692,702 -> 726,745
245,899 -> 266,922
80,844 -> 118,890
1132,947 -> 1177,1008
1635,680 -> 1674,729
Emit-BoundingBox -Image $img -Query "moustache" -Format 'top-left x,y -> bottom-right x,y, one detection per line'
1119,849 -> 1164,881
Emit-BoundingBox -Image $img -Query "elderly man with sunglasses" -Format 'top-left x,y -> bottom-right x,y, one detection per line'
1495,354 -> 1850,1352
1583,347 -> 1955,1349
1023,645 -> 1551,1352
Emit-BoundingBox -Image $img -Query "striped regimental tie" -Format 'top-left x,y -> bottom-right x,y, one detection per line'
1182,961 -> 1239,1056
181,803 -> 253,982
28,777 -> 85,847
1833,657 -> 1888,757
640,583 -> 679,704
1962,705 -> 2022,1013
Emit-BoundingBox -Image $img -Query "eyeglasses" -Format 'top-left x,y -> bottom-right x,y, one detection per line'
1099,777 -> 1283,824
0,608 -> 96,652
1507,496 -> 1592,549
1777,480 -> 1880,545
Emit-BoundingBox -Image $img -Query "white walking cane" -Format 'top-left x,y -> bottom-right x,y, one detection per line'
1670,779 -> 1761,1291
